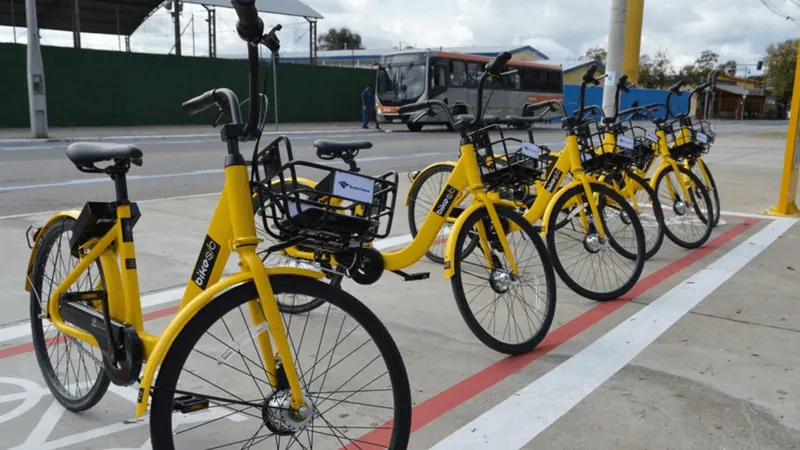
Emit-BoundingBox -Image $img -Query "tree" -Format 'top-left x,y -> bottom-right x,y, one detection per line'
764,38 -> 798,103
581,46 -> 607,65
718,60 -> 737,77
638,49 -> 673,88
317,27 -> 363,50
695,50 -> 719,71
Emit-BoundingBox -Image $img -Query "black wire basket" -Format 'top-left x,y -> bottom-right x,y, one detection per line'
662,116 -> 714,160
469,123 -> 547,192
249,136 -> 398,253
613,120 -> 659,172
575,120 -> 635,174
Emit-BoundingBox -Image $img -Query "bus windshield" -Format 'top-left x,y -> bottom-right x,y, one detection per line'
377,53 -> 427,106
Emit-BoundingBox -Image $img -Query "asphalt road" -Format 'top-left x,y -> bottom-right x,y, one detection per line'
0,120 -> 788,217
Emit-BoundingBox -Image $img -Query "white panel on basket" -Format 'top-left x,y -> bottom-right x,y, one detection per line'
646,131 -> 658,143
520,141 -> 541,160
617,135 -> 635,150
696,132 -> 708,144
581,152 -> 594,162
332,171 -> 375,203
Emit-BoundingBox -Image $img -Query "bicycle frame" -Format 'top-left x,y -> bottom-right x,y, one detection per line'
278,140 -> 521,279
26,162 -> 324,420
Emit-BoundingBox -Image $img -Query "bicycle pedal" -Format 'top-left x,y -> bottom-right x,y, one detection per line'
392,270 -> 430,281
172,394 -> 210,414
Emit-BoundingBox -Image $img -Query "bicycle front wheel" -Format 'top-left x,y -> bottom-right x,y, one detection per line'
622,171 -> 665,260
450,206 -> 557,355
654,164 -> 714,249
150,275 -> 411,449
547,182 -> 646,301
690,157 -> 721,227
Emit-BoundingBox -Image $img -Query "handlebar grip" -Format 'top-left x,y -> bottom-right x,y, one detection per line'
669,79 -> 685,95
231,0 -> 264,42
583,65 -> 599,84
486,51 -> 512,75
397,102 -> 429,114
617,74 -> 630,93
182,89 -> 218,116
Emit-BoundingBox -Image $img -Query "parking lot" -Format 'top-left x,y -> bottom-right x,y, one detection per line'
1,121 -> 799,449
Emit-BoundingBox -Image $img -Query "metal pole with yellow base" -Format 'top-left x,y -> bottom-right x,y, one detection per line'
763,40 -> 800,217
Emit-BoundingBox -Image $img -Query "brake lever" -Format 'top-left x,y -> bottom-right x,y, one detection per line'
212,108 -> 224,128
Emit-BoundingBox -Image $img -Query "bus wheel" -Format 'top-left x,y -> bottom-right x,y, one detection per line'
407,123 -> 423,132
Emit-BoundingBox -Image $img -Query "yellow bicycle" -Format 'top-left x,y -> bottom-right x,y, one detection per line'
408,66 -> 647,301
24,7 -> 411,448
256,52 -> 558,356
612,79 -> 716,249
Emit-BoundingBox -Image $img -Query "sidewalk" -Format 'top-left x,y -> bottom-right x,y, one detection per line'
0,121 -> 385,142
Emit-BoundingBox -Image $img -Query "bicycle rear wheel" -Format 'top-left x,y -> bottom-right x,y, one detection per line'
690,157 -> 720,227
150,275 -> 412,449
450,206 -> 556,355
29,217 -> 110,412
546,182 -> 646,301
407,164 -> 478,264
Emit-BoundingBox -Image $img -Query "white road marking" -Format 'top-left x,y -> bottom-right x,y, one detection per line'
429,218 -> 797,450
0,233 -> 415,345
20,399 -> 65,447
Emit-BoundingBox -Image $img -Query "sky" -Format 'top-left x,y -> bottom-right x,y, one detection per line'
2,0 -> 800,76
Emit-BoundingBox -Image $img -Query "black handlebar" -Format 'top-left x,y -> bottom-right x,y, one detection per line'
182,88 -> 243,125
486,51 -> 513,76
180,0 -> 284,144
583,65 -> 600,85
231,0 -> 263,42
669,80 -> 685,95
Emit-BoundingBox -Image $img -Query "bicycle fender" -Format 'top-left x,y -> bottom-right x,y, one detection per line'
24,210 -> 81,292
541,179 -> 583,235
649,164 -> 672,190
135,267 -> 324,419
405,161 -> 457,206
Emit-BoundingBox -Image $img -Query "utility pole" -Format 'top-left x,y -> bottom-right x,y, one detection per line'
25,0 -> 48,138
602,0 -> 628,118
622,0 -> 644,84
171,0 -> 182,56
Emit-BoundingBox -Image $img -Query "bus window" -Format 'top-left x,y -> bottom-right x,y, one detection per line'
450,60 -> 467,87
466,62 -> 483,87
430,59 -> 448,97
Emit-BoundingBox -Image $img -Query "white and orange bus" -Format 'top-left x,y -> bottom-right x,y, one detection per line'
375,49 -> 564,131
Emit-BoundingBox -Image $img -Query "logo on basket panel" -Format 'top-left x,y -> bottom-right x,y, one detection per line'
333,172 -> 375,203
544,168 -> 563,193
434,185 -> 460,216
192,235 -> 220,289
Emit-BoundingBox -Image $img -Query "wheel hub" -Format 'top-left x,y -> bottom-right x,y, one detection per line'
263,389 -> 316,435
673,199 -> 688,215
619,210 -> 631,225
489,268 -> 516,293
583,233 -> 606,253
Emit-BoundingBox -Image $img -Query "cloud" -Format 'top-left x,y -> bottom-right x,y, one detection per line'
1,0 -> 799,74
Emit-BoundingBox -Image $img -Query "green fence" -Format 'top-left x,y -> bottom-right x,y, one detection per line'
0,43 -> 376,128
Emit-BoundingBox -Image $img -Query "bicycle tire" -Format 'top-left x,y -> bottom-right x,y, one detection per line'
623,171 -> 665,260
450,206 -> 557,355
692,158 -> 720,227
407,164 -> 479,264
546,182 -> 646,301
150,275 -> 412,449
654,165 -> 714,249
29,217 -> 111,412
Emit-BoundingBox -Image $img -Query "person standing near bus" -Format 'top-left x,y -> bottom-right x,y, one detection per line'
361,84 -> 380,129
